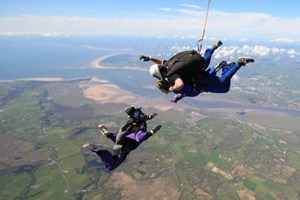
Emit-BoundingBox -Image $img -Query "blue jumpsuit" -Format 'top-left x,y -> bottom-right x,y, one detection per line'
172,46 -> 241,101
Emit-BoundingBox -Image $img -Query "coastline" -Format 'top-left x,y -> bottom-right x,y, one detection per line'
0,77 -> 64,82
90,52 -> 147,71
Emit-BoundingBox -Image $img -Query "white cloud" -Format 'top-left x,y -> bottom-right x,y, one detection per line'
161,42 -> 300,63
0,9 -> 299,42
160,8 -> 173,12
210,45 -> 300,60
175,8 -> 201,16
271,38 -> 300,43
179,4 -> 201,10
287,49 -> 300,55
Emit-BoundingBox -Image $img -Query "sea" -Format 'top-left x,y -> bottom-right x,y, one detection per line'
0,36 -> 121,80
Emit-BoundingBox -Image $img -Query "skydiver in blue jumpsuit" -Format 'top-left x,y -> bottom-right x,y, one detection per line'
141,40 -> 254,103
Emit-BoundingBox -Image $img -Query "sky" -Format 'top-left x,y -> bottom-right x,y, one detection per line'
1,0 -> 300,43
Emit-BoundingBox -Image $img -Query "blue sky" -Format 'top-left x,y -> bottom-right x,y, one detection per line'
1,0 -> 300,42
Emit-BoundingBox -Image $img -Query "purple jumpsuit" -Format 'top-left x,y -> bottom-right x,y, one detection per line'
96,126 -> 152,171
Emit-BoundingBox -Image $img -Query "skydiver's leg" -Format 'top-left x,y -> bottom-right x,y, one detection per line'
97,150 -> 127,171
96,150 -> 116,171
208,61 -> 228,75
106,133 -> 116,143
109,151 -> 128,171
218,57 -> 254,82
115,130 -> 127,145
203,47 -> 215,69
204,62 -> 240,93
219,62 -> 240,84
114,122 -> 133,145
203,40 -> 222,69
208,66 -> 217,76
113,129 -> 130,155
113,122 -> 134,152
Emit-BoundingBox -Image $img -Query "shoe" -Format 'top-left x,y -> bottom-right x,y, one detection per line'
88,144 -> 102,153
213,40 -> 223,49
98,124 -> 109,136
238,57 -> 255,66
213,60 -> 227,73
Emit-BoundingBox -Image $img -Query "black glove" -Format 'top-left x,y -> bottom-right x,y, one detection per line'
140,55 -> 151,62
151,125 -> 162,134
157,80 -> 170,91
148,113 -> 157,119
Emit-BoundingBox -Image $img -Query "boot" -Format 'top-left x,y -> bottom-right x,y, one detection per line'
213,40 -> 223,49
88,144 -> 102,153
238,57 -> 255,66
213,60 -> 227,73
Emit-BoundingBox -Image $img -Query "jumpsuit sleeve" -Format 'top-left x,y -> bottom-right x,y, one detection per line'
133,130 -> 152,143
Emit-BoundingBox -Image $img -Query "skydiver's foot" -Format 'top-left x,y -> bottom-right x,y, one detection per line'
238,57 -> 255,66
88,144 -> 102,153
98,124 -> 109,136
213,60 -> 227,73
213,40 -> 223,49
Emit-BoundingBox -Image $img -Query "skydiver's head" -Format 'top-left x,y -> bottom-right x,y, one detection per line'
125,105 -> 146,121
149,64 -> 167,80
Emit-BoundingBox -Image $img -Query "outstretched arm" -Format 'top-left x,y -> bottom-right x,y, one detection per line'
146,113 -> 157,121
129,125 -> 162,142
140,55 -> 164,65
150,57 -> 164,65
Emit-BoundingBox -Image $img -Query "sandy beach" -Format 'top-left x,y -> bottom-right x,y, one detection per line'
90,52 -> 147,71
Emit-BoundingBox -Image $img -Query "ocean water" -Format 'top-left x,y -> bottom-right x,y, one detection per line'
0,36 -> 126,80
0,35 -> 179,80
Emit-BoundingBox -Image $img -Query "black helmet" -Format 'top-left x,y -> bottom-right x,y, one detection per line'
125,106 -> 145,121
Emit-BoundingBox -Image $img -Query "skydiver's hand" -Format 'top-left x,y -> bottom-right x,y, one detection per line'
151,125 -> 162,134
148,113 -> 157,119
140,55 -> 151,62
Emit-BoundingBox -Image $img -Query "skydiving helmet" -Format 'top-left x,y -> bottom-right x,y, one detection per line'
125,105 -> 145,121
149,64 -> 163,80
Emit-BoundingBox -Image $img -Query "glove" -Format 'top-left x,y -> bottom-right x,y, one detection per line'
140,55 -> 151,62
148,113 -> 157,119
151,125 -> 162,134
156,80 -> 170,91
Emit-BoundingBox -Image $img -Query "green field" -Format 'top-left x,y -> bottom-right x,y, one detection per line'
0,80 -> 300,200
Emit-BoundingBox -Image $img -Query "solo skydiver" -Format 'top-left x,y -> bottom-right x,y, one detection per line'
88,106 -> 161,171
